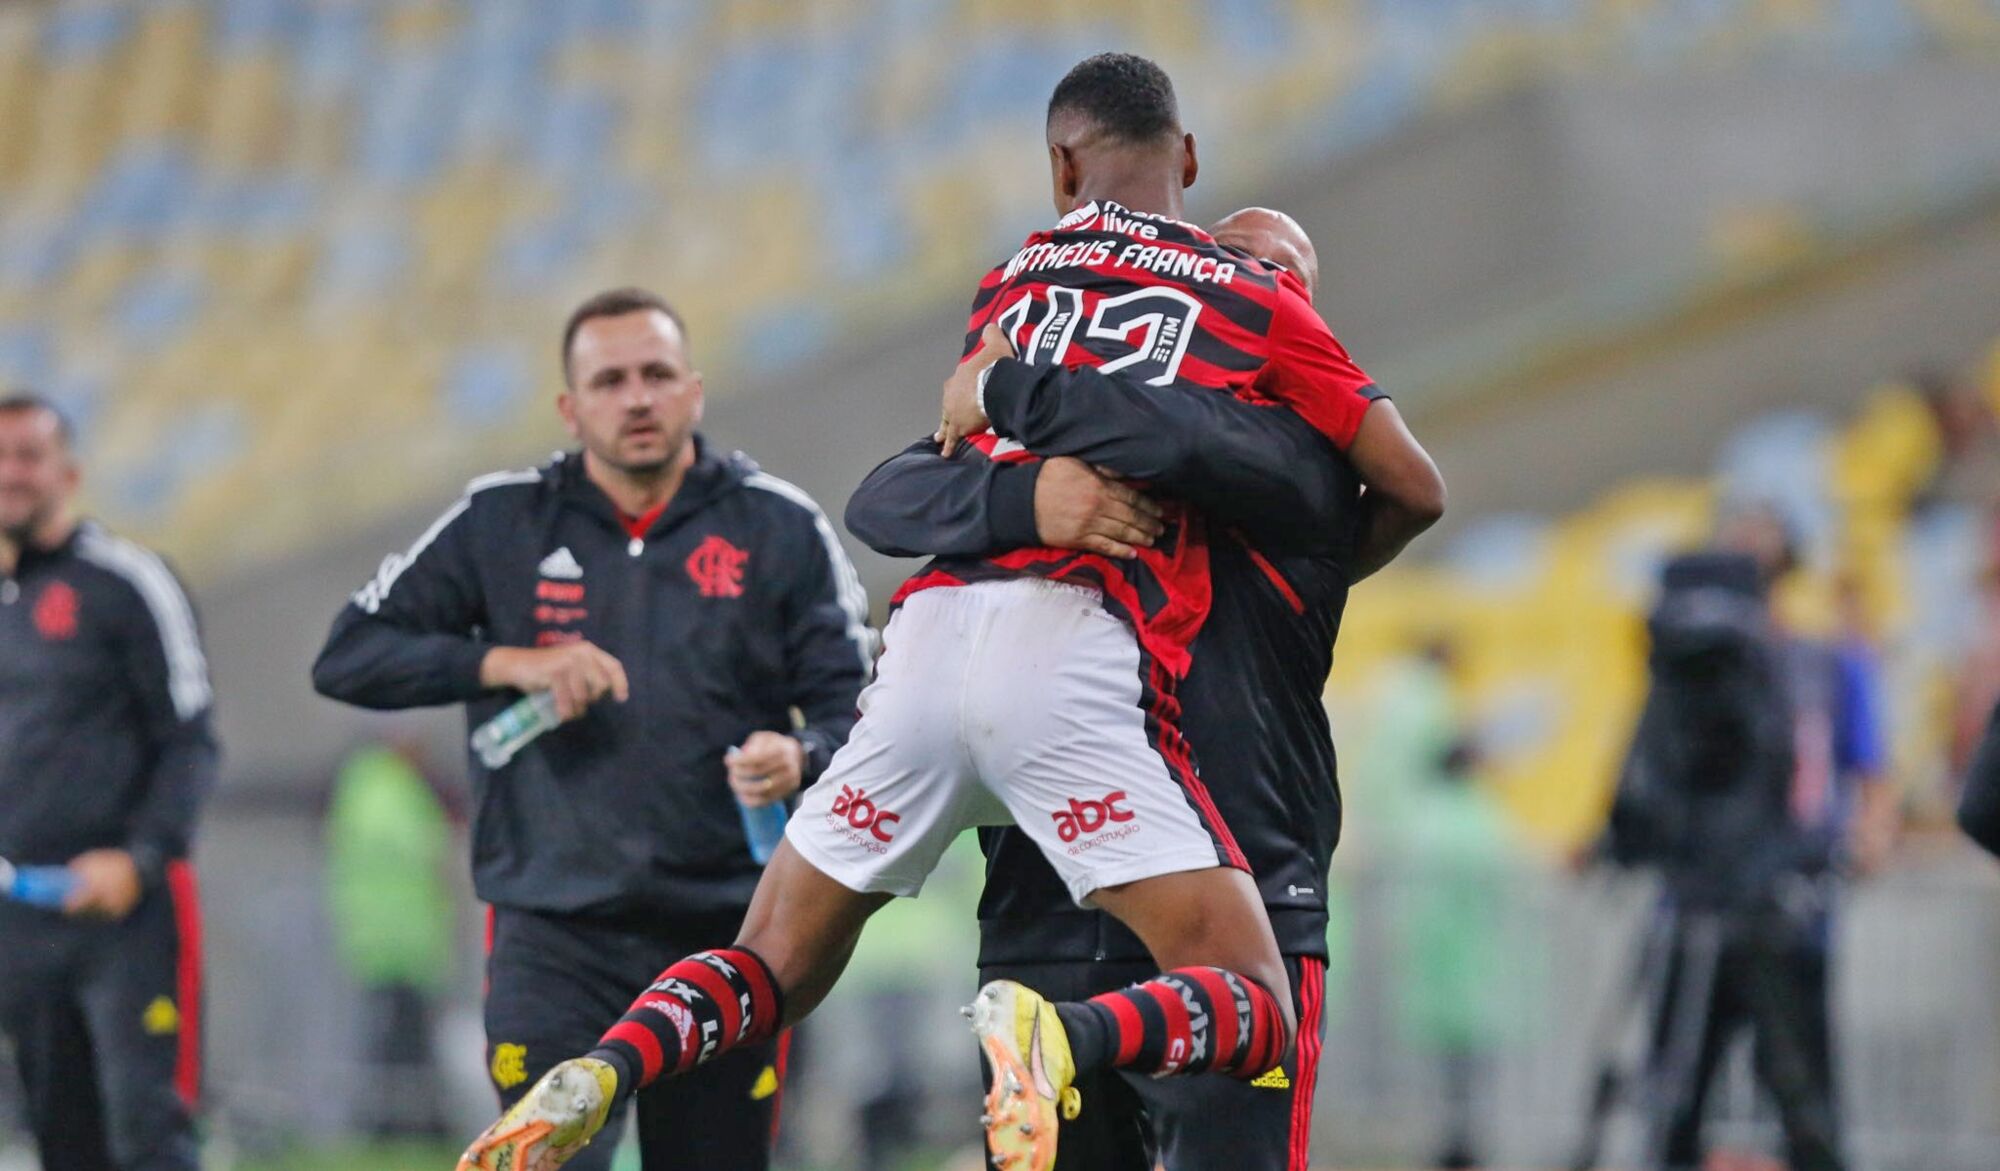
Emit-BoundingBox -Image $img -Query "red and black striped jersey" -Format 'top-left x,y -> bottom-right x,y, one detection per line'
893,199 -> 1382,676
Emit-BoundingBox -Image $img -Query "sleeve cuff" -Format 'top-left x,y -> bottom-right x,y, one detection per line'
975,363 -> 996,426
128,842 -> 170,890
987,463 -> 1043,549
450,641 -> 495,699
980,358 -> 1038,440
794,729 -> 835,787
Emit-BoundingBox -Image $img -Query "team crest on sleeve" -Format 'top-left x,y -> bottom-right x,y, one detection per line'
686,535 -> 749,598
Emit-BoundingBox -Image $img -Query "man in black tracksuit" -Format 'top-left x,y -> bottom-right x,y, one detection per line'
0,394 -> 216,1171
845,330 -> 1381,1169
311,289 -> 870,1170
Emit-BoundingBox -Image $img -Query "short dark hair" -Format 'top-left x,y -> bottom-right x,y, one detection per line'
0,392 -> 75,448
560,287 -> 688,378
1047,53 -> 1181,144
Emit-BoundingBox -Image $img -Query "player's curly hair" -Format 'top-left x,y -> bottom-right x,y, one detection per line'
1047,52 -> 1181,144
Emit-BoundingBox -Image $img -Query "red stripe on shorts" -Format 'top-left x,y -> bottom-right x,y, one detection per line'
1141,657 -> 1247,870
769,1029 -> 793,1146
1289,958 -> 1327,1171
165,862 -> 203,1109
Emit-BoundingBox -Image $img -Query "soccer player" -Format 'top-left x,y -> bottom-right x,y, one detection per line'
458,55 -> 1441,1171
848,209 -> 1426,1171
312,289 -> 870,1171
0,393 -> 216,1171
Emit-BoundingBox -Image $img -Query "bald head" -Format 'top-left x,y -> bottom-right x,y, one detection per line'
1211,207 -> 1319,300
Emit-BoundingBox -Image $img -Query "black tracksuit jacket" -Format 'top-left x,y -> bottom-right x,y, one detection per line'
845,357 -> 1364,962
312,441 -> 871,919
0,522 -> 218,888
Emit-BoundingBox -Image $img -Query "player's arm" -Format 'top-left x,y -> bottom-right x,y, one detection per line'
1258,290 -> 1445,580
847,441 -> 1166,562
311,490 -> 628,720
106,565 -> 219,910
940,325 -> 1359,556
844,439 -> 1046,558
1346,403 -> 1447,581
772,500 -> 873,793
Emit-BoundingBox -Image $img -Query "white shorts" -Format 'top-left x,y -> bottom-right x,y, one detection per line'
787,577 -> 1240,905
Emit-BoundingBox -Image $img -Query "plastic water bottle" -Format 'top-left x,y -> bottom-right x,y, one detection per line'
471,691 -> 562,769
727,747 -> 790,864
0,857 -> 76,909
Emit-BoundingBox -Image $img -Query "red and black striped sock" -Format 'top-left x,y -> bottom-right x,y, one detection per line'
588,948 -> 783,1095
1054,967 -> 1289,1079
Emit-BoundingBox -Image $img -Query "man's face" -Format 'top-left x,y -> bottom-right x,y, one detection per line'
0,408 -> 77,543
559,310 -> 703,477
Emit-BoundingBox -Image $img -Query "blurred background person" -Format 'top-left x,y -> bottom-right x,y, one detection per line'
322,735 -> 456,1141
1382,642 -> 1516,1171
1597,545 -> 1830,1171
1718,506 -> 1896,879
0,393 -> 217,1171
1911,367 -> 2000,518
1592,497 -> 1895,1171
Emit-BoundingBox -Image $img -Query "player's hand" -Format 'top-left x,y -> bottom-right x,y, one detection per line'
938,323 -> 1015,457
727,732 -> 806,807
63,849 -> 142,920
480,642 -> 631,722
1034,458 -> 1166,559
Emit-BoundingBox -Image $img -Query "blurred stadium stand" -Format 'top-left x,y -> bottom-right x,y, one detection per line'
5,1 -> 2000,1167
0,0 -> 1996,589
1331,351 -> 2000,848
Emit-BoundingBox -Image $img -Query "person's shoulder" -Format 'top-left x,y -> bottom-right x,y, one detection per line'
462,459 -> 552,500
454,458 -> 557,520
736,464 -> 835,527
70,523 -> 187,596
68,524 -> 201,637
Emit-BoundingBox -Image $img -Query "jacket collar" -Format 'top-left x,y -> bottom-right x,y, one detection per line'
551,435 -> 758,539
11,519 -> 85,573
